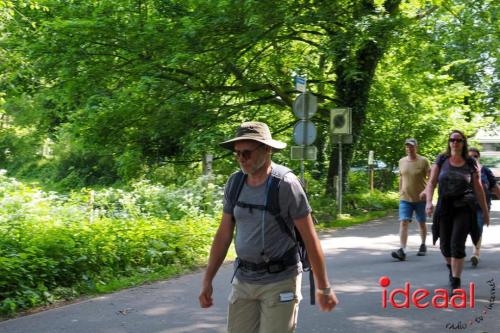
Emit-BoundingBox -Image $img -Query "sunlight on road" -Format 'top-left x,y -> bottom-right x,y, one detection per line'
491,200 -> 500,212
350,316 -> 408,329
320,201 -> 500,253
321,234 -> 400,251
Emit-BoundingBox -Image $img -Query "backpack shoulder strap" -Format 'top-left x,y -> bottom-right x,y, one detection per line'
267,164 -> 292,216
228,171 -> 247,213
267,164 -> 295,239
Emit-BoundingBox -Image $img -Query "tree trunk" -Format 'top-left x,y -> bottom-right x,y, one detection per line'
325,0 -> 402,194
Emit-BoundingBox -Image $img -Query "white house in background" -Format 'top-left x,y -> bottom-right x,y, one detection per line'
473,126 -> 500,152
473,125 -> 500,183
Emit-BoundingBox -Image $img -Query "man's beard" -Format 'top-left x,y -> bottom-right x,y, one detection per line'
240,155 -> 268,175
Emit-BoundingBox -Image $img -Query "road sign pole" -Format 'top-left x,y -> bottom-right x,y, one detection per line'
292,77 -> 318,185
368,150 -> 374,192
337,135 -> 343,215
370,165 -> 374,193
301,92 -> 308,183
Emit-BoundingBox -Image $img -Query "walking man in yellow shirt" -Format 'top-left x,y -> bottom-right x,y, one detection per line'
392,139 -> 431,261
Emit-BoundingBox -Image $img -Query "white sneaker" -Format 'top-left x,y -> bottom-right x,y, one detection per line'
470,255 -> 479,267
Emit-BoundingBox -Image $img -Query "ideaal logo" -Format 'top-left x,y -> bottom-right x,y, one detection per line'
379,276 -> 474,309
379,276 -> 496,330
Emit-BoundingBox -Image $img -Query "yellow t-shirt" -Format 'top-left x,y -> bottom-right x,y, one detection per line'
399,155 -> 430,202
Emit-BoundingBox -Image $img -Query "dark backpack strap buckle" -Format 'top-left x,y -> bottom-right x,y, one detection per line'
267,262 -> 286,274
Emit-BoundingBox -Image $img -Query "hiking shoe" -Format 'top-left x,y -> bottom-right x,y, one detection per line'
470,255 -> 479,267
417,244 -> 427,256
450,277 -> 461,294
391,248 -> 406,261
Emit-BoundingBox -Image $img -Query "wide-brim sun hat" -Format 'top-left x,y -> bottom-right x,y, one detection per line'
220,121 -> 287,151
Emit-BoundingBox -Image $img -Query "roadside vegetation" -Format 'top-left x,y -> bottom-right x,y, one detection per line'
0,169 -> 397,316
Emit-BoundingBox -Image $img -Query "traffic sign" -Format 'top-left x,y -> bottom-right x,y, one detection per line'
291,146 -> 317,160
293,120 -> 317,145
331,108 -> 352,134
331,135 -> 353,144
293,93 -> 317,119
294,76 -> 307,92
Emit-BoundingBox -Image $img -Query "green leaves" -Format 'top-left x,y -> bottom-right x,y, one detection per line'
0,173 -> 220,314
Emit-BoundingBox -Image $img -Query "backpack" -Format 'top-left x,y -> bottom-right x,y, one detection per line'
228,164 -> 318,304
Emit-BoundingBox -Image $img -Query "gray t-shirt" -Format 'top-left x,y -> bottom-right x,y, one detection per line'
223,164 -> 312,284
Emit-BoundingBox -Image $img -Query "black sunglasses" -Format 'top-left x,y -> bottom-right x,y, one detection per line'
234,144 -> 264,159
449,138 -> 464,143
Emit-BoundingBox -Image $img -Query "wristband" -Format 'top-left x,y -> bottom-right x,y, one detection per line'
317,287 -> 331,295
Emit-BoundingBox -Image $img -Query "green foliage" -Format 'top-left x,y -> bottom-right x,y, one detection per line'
0,0 -> 412,186
0,171 -> 221,314
347,169 -> 398,193
352,0 -> 498,169
345,190 -> 400,212
304,171 -> 398,223
2,0 -> 496,190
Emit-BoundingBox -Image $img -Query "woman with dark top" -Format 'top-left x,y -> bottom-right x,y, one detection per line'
467,147 -> 500,267
421,130 -> 489,292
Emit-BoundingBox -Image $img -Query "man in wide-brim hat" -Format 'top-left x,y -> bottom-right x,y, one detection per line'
199,121 -> 338,332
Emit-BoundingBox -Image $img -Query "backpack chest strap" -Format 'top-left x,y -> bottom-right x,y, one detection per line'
235,201 -> 267,214
237,246 -> 299,273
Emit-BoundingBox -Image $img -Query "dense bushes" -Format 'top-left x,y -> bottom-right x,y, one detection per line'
0,168 -> 398,315
0,171 -> 221,314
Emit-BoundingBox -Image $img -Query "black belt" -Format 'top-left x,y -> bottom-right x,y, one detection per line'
237,246 -> 299,274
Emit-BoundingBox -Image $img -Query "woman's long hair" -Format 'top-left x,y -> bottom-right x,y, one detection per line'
445,129 -> 469,159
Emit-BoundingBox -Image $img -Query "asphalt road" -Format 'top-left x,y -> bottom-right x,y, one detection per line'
1,202 -> 499,333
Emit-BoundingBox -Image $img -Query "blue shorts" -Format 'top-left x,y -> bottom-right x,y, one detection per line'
399,200 -> 426,223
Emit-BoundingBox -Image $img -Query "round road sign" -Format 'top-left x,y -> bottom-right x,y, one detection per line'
293,120 -> 317,145
293,93 -> 317,119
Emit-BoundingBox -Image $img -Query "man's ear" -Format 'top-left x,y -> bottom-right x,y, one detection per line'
264,145 -> 272,156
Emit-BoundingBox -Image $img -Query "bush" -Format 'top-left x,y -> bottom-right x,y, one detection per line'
0,171 -> 221,314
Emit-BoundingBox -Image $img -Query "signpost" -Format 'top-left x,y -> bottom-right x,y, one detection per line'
330,108 -> 353,216
291,77 -> 317,183
291,145 -> 317,160
294,76 -> 307,93
368,150 -> 375,192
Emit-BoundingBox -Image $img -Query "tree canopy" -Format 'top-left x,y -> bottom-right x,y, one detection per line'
1,0 -> 498,190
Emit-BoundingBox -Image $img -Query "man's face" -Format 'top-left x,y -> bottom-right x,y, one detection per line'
405,144 -> 416,155
468,151 -> 480,161
234,140 -> 268,175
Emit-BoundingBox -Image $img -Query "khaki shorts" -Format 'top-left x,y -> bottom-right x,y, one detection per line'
227,274 -> 302,333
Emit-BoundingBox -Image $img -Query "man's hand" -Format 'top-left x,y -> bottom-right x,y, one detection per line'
425,202 -> 433,217
199,283 -> 214,308
316,289 -> 339,312
419,191 -> 426,201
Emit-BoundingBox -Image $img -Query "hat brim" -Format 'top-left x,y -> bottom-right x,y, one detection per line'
220,137 -> 287,151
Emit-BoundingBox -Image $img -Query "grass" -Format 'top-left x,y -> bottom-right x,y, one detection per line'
319,210 -> 395,229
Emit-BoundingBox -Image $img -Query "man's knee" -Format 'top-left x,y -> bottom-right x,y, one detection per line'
400,220 -> 410,229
